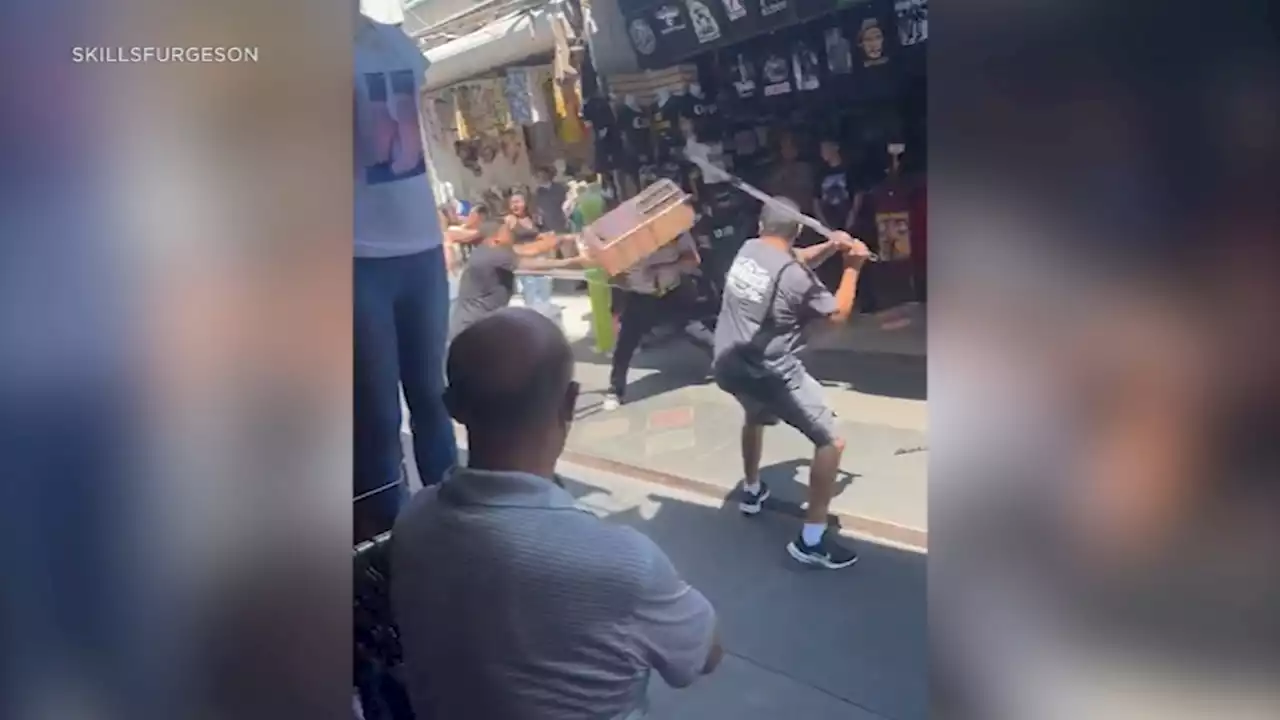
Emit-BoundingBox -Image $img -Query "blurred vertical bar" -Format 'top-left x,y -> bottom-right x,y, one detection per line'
0,1 -> 352,719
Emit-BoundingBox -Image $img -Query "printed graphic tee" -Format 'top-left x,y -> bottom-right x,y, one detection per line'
581,96 -> 622,169
814,162 -> 858,229
354,19 -> 442,258
651,96 -> 688,162
714,239 -> 837,378
616,104 -> 655,165
681,90 -> 722,142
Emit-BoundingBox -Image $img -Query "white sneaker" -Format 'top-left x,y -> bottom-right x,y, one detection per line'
602,393 -> 621,411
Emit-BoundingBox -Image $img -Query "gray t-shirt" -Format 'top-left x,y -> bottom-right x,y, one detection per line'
393,467 -> 717,720
713,238 -> 837,377
353,20 -> 443,258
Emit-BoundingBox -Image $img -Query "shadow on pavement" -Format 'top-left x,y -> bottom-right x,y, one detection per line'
568,335 -> 926,404
555,471 -> 927,720
753,458 -> 859,518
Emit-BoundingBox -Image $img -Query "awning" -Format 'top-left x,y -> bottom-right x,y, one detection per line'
422,9 -> 557,91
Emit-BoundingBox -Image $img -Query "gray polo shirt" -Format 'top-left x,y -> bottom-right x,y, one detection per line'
391,466 -> 716,720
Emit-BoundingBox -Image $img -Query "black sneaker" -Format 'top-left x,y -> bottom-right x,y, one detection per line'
787,531 -> 859,569
739,482 -> 771,515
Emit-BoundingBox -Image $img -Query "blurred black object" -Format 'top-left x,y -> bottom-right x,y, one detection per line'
354,532 -> 416,720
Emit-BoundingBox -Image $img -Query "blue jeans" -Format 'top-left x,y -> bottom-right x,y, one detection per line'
354,246 -> 456,541
520,275 -> 554,314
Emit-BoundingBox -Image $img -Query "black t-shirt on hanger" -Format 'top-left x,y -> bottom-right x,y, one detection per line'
651,95 -> 688,162
759,39 -> 794,98
682,91 -> 722,142
724,49 -> 759,103
791,34 -> 823,93
582,96 -> 622,168
814,161 -> 859,231
847,3 -> 900,100
616,103 -> 655,165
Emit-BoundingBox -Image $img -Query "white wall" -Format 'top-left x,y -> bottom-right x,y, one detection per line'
360,0 -> 405,25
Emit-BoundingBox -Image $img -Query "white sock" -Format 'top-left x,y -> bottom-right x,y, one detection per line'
743,479 -> 761,494
802,523 -> 826,546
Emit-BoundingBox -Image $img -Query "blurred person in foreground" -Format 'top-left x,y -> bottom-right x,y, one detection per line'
392,309 -> 723,720
714,198 -> 871,568
449,220 -> 589,341
353,5 -> 455,537
602,231 -> 715,411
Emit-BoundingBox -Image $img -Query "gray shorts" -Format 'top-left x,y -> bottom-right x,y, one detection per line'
714,362 -> 838,446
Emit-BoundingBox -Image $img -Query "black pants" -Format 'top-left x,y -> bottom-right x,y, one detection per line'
610,280 -> 715,396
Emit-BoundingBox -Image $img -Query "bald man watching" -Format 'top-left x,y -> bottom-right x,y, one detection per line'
392,308 -> 722,720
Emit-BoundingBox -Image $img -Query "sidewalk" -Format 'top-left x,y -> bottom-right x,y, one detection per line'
490,290 -> 927,548
539,459 -> 925,719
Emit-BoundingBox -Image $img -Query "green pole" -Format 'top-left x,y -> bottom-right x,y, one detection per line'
571,186 -> 614,354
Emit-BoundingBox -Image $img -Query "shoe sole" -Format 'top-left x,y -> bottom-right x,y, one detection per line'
786,542 -> 859,569
739,487 -> 771,515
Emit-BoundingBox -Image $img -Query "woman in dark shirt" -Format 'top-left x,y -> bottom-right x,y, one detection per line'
505,191 -> 557,313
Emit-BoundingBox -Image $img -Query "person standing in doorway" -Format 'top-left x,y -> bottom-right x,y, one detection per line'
353,6 -> 455,540
713,198 -> 871,569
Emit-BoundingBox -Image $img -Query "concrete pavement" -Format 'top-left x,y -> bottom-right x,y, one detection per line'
556,461 -> 926,720
526,292 -> 928,549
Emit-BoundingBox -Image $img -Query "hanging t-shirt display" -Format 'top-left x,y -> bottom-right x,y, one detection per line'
894,0 -> 928,47
814,162 -> 859,231
681,89 -> 721,142
616,103 -> 655,166
854,16 -> 890,69
760,44 -> 794,97
581,96 -> 622,171
791,36 -> 822,92
725,50 -> 758,101
824,25 -> 855,77
846,2 -> 900,100
870,175 -> 916,260
651,95 -> 688,162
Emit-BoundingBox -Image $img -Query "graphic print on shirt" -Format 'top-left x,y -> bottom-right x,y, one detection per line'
630,18 -> 658,55
894,0 -> 928,46
722,0 -> 747,20
762,51 -> 793,96
725,255 -> 771,304
687,0 -> 722,43
820,173 -> 850,209
730,52 -> 757,98
362,70 -> 426,185
825,27 -> 854,74
792,40 -> 821,91
761,0 -> 787,18
856,18 -> 890,67
655,5 -> 687,35
876,211 -> 912,259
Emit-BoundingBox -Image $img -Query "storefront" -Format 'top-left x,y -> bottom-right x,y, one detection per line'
412,5 -> 595,212
580,0 -> 927,307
